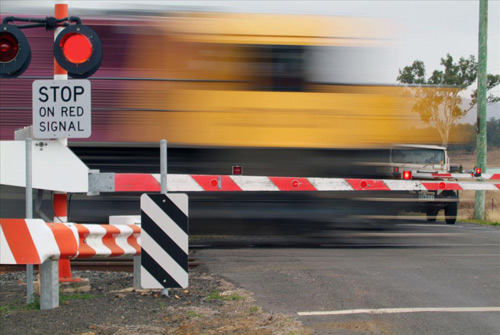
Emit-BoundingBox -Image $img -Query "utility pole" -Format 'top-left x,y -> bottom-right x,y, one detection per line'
474,0 -> 488,220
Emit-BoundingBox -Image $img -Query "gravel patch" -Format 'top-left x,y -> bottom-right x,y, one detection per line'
0,264 -> 309,335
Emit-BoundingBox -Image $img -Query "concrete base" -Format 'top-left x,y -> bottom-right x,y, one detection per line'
60,278 -> 91,293
35,278 -> 91,294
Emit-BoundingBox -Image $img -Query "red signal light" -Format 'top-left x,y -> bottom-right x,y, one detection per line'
0,32 -> 19,62
54,24 -> 102,78
474,167 -> 482,177
402,171 -> 412,180
232,166 -> 243,175
0,24 -> 31,78
61,33 -> 92,64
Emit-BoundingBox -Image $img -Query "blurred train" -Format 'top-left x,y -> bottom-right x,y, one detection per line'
0,11 -> 455,225
1,11 -> 450,174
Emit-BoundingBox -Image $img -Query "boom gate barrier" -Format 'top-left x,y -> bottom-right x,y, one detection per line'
1,139 -> 499,310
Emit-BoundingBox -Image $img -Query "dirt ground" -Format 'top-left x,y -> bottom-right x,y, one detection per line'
448,148 -> 500,222
0,265 -> 309,335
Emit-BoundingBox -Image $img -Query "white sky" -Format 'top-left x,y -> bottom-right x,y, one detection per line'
176,1 -> 500,82
3,1 -> 499,79
3,0 -> 500,118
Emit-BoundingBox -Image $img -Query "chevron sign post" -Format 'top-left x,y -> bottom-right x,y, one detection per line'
140,193 -> 189,289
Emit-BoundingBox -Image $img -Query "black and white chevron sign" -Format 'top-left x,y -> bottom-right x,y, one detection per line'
140,193 -> 188,289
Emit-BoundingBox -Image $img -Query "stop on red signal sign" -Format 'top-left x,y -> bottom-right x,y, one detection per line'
54,24 -> 102,79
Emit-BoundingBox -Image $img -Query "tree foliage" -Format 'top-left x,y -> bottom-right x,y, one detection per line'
487,117 -> 500,147
397,54 -> 499,146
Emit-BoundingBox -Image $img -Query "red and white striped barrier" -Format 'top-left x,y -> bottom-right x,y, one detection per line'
114,174 -> 500,193
0,219 -> 141,265
411,172 -> 500,180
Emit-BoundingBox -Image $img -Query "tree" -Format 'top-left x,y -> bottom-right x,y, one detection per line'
487,117 -> 500,147
397,54 -> 499,146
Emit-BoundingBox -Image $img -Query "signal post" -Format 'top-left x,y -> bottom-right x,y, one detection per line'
0,0 -> 102,309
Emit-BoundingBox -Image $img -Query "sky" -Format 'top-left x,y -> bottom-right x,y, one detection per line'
3,0 -> 500,119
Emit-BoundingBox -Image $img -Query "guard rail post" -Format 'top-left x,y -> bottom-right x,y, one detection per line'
160,139 -> 169,296
25,138 -> 34,304
40,0 -> 70,310
109,215 -> 142,290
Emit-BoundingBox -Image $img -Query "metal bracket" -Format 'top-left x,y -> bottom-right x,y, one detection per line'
88,170 -> 115,195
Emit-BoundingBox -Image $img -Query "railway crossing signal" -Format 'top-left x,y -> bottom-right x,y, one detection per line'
0,19 -> 102,79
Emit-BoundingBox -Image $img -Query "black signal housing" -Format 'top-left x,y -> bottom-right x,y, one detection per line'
53,24 -> 102,78
0,24 -> 32,78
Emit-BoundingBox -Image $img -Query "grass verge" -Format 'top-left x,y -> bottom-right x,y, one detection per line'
463,219 -> 500,226
0,300 -> 40,313
205,289 -> 243,302
0,293 -> 97,313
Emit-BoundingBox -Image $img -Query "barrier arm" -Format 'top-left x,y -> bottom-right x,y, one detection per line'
88,172 -> 500,194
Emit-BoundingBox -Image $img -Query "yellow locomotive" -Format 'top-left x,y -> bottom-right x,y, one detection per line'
112,12 -> 443,148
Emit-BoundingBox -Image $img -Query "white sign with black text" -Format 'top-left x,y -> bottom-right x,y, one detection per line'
32,80 -> 91,139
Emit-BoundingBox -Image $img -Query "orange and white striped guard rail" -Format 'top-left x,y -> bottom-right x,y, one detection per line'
76,223 -> 141,258
114,174 -> 500,193
0,219 -> 141,265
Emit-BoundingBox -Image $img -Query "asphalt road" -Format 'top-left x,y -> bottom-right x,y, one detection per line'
195,219 -> 500,335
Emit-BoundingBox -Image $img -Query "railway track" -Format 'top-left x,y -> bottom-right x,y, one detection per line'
0,257 -> 201,274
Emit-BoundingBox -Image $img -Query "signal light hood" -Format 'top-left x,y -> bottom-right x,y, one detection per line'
53,24 -> 102,79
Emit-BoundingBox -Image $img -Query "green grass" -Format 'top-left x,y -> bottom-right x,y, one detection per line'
0,294 -> 97,313
186,310 -> 202,318
205,289 -> 243,302
248,306 -> 259,314
464,219 -> 500,226
0,300 -> 40,313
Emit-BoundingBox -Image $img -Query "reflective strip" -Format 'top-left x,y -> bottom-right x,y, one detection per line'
346,179 -> 390,191
459,183 -> 498,191
1,219 -> 41,264
422,182 -> 463,191
231,176 -> 280,191
0,219 -> 79,264
383,180 -> 426,191
101,224 -> 125,257
115,173 -> 161,192
75,224 -> 95,258
47,223 -> 78,259
192,175 -> 242,191
79,224 -> 112,257
75,224 -> 141,258
0,224 -> 18,264
309,178 -> 353,191
0,219 -> 140,264
141,229 -> 188,288
413,172 -> 500,180
167,174 -> 203,191
141,195 -> 188,254
269,177 -> 317,191
111,174 -> 500,192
